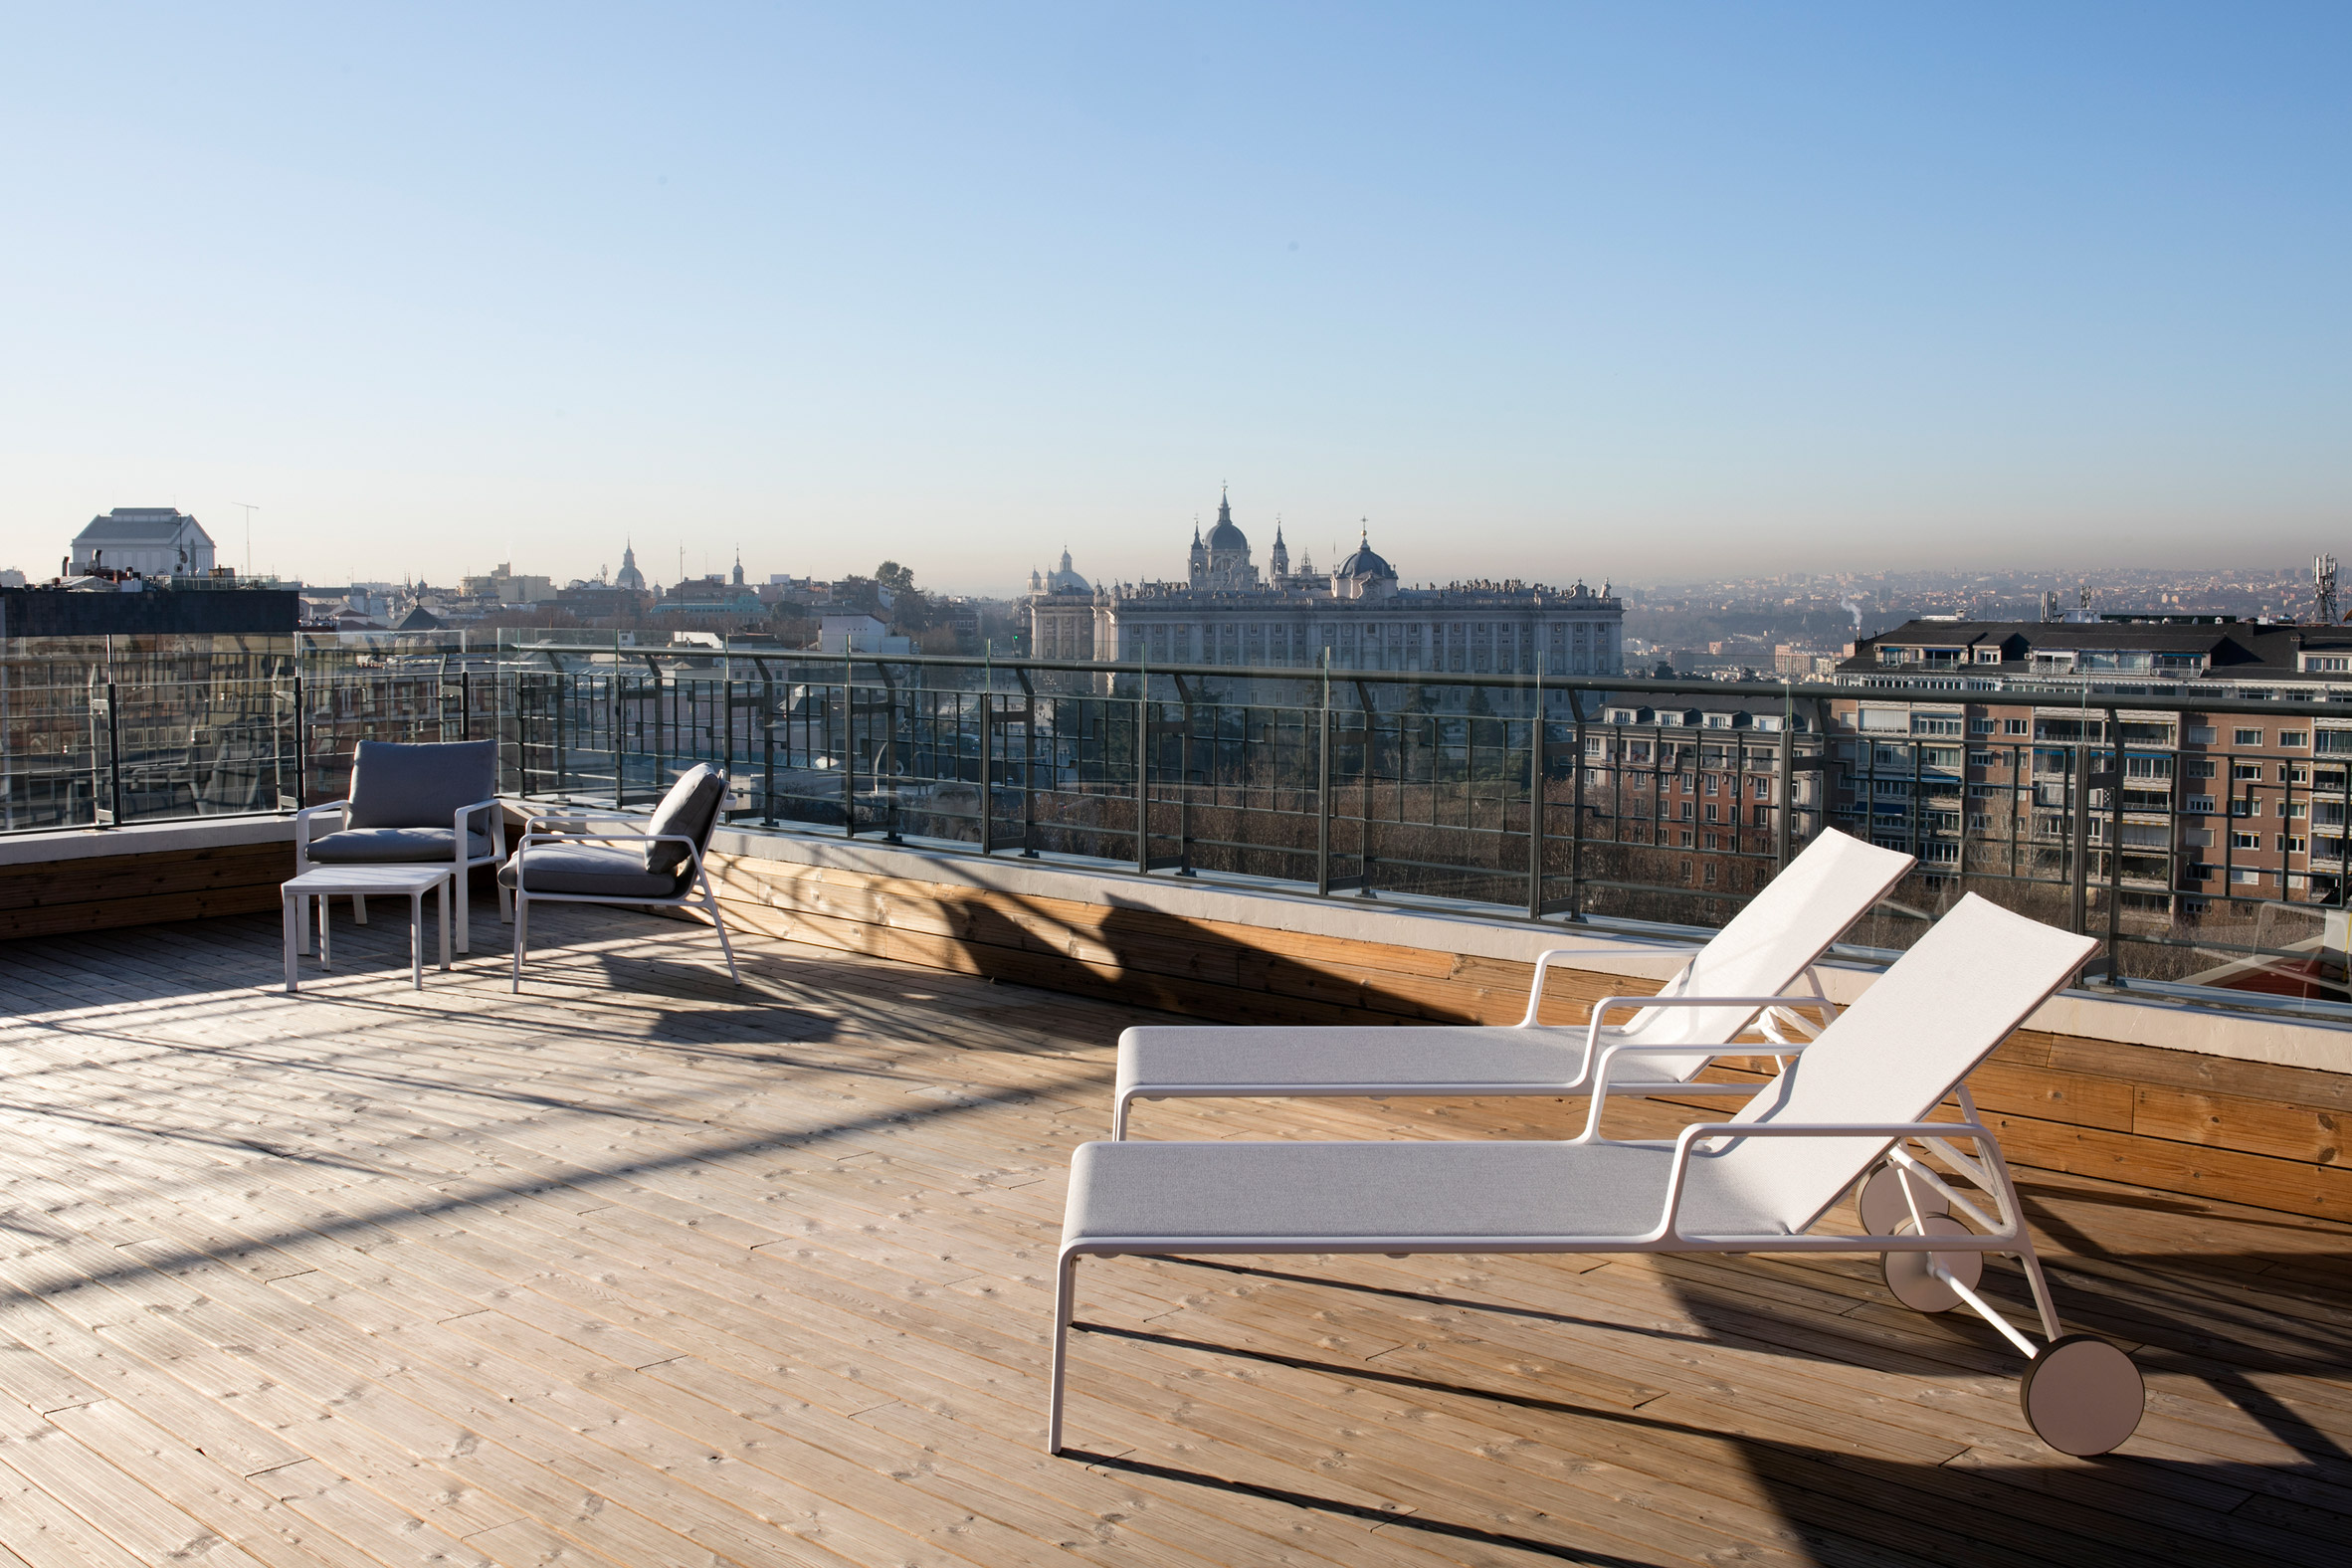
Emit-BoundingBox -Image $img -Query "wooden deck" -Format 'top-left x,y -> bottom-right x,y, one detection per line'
0,900 -> 2347,1568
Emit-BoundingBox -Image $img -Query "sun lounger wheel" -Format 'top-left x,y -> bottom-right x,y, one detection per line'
1857,1160 -> 1949,1237
2020,1334 -> 2144,1456
1880,1215 -> 1979,1312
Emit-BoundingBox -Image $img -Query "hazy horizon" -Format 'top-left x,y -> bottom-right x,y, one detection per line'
4,5 -> 2345,598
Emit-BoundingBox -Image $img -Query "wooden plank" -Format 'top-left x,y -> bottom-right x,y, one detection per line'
2132,1082 -> 2346,1167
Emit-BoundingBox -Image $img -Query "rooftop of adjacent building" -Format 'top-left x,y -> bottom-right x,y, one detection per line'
70,506 -> 215,544
1847,614 -> 2352,678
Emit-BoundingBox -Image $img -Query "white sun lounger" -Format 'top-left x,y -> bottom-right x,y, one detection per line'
1053,893 -> 2145,1458
1111,828 -> 1915,1137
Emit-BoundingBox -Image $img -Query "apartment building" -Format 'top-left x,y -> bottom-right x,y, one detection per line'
1830,615 -> 2352,911
1578,694 -> 1821,898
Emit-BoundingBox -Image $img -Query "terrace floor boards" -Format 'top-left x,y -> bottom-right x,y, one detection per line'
0,899 -> 2344,1568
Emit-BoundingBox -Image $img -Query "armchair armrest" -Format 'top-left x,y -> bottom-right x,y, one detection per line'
523,813 -> 647,832
454,796 -> 504,861
293,800 -> 349,873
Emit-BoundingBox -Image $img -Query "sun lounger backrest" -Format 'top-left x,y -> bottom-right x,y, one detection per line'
1618,829 -> 1915,1068
1696,894 -> 2097,1233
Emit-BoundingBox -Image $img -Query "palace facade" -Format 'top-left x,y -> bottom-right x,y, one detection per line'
1026,490 -> 1622,676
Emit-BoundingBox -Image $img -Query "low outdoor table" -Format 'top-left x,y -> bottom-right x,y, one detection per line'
281,866 -> 453,993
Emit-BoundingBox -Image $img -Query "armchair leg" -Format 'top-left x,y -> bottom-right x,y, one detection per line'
698,871 -> 740,985
1048,1252 -> 1078,1455
511,893 -> 528,993
454,865 -> 472,955
352,893 -> 368,926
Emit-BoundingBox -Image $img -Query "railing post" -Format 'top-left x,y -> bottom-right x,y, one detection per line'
1566,687 -> 1588,920
1172,675 -> 1195,877
1133,679 -> 1150,873
1315,658 -> 1333,897
552,664 -> 569,799
103,680 -> 122,825
1775,687 -> 1793,874
759,660 -> 777,827
1016,667 -> 1038,857
2104,704 -> 2125,980
977,688 -> 994,855
1525,663 -> 1543,920
842,657 -> 858,841
1351,678 -> 1377,897
2069,734 -> 2092,934
611,660 -> 625,810
294,672 -> 307,809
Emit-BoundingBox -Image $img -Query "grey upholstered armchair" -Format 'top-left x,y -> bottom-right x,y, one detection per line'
294,739 -> 507,953
497,762 -> 738,991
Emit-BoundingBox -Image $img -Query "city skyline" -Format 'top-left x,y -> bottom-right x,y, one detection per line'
3,6 -> 2347,591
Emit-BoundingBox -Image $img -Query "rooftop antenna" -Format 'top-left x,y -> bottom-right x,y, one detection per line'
2318,553 -> 2340,623
232,501 -> 259,577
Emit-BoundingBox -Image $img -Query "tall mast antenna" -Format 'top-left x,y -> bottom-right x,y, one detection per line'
232,502 -> 259,577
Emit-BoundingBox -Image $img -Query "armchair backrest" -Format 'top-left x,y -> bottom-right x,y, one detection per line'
346,739 -> 499,830
644,764 -> 728,877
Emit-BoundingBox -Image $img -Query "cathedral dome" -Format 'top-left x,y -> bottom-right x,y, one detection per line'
1204,487 -> 1248,553
1042,546 -> 1089,594
1336,534 -> 1397,580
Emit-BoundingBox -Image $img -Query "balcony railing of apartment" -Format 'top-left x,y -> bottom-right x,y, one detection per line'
9,627 -> 2352,1021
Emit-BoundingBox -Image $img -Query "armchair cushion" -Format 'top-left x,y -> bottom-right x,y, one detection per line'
306,826 -> 495,865
346,739 -> 498,831
499,845 -> 689,899
643,765 -> 725,877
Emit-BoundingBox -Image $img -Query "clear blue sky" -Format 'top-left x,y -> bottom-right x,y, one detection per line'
2,3 -> 2344,595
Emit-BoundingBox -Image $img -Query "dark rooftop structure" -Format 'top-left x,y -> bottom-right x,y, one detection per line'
0,583 -> 298,639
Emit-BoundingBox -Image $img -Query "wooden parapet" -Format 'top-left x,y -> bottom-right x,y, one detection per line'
0,837 -> 295,939
702,846 -> 2352,1222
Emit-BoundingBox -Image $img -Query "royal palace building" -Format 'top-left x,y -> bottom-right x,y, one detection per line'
1025,490 -> 1623,676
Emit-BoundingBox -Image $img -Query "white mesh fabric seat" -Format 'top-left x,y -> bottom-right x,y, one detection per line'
1112,829 -> 1914,1135
1052,895 -> 2118,1457
1064,1139 -> 1775,1243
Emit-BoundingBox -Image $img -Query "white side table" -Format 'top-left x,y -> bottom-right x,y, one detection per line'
282,866 -> 453,993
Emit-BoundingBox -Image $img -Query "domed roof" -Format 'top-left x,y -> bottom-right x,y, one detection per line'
1336,527 -> 1396,579
1204,488 -> 1248,552
1040,546 -> 1089,594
